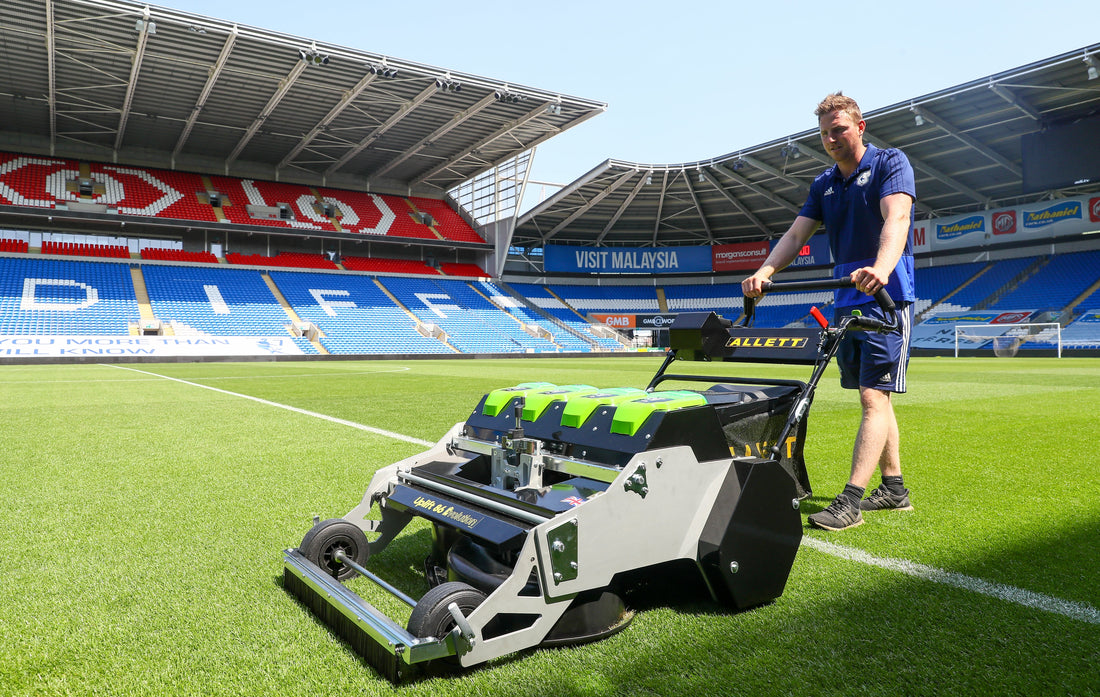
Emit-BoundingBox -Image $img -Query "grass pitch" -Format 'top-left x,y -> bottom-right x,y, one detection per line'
0,356 -> 1097,696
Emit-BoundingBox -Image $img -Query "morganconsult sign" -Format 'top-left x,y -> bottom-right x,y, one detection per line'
544,245 -> 712,274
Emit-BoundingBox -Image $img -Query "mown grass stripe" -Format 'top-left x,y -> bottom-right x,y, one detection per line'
802,537 -> 1100,624
106,363 -> 434,447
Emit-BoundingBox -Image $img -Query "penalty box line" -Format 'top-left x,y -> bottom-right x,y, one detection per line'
111,364 -> 1099,626
107,364 -> 433,447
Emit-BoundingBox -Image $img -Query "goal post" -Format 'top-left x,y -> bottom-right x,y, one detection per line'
954,322 -> 1062,358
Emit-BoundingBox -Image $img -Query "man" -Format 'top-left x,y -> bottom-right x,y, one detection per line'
742,93 -> 916,531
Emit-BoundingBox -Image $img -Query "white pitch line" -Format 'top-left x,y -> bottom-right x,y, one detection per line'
106,363 -> 1099,625
107,364 -> 433,447
801,537 -> 1100,625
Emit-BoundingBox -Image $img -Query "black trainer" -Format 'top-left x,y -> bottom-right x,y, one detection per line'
808,495 -> 863,531
860,484 -> 914,512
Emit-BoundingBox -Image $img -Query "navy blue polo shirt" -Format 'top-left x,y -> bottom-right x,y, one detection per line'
799,144 -> 916,308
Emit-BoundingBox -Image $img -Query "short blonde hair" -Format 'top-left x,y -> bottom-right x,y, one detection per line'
815,92 -> 862,123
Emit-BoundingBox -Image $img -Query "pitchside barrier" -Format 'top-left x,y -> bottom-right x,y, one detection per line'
954,322 -> 1062,358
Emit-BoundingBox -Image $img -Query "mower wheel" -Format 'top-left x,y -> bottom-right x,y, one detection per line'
407,581 -> 486,641
298,518 -> 369,581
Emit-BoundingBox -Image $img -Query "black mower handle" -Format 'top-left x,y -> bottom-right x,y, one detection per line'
759,278 -> 896,313
743,278 -> 898,332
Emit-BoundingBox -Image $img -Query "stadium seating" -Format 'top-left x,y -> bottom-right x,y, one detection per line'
268,271 -> 449,354
226,252 -> 338,270
988,250 -> 1100,312
42,240 -> 130,259
936,257 -> 1035,310
0,153 -> 81,208
663,282 -> 742,317
1062,310 -> 1100,348
142,265 -> 291,336
439,262 -> 486,277
0,256 -> 139,334
0,150 -> 486,245
477,281 -> 593,352
140,248 -> 219,264
913,262 -> 987,316
506,282 -> 623,350
548,284 -> 660,313
0,238 -> 29,253
408,197 -> 485,243
340,256 -> 439,275
379,276 -> 558,353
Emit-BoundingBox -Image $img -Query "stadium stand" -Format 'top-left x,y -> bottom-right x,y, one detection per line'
140,248 -> 219,264
142,265 -> 293,336
1062,310 -> 1100,348
226,252 -> 339,270
913,262 -> 987,316
268,271 -> 449,354
664,283 -> 742,316
987,250 -> 1100,312
506,282 -> 623,350
548,284 -> 660,313
0,152 -> 81,208
0,257 -> 139,334
408,197 -> 486,243
42,240 -> 130,259
439,262 -> 486,277
0,238 -> 28,253
477,281 -> 594,352
929,257 -> 1035,312
0,151 -> 485,244
379,276 -> 558,353
341,256 -> 439,275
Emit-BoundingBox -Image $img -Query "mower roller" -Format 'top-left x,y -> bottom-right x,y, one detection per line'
282,279 -> 899,681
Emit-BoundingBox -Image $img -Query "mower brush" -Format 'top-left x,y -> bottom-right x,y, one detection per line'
281,278 -> 900,681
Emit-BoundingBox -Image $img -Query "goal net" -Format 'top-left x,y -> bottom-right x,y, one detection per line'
954,323 -> 1062,358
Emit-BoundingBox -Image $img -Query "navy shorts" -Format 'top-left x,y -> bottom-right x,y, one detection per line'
836,301 -> 913,393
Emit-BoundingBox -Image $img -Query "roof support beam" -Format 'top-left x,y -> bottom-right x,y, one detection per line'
865,134 -> 990,207
913,105 -> 1022,178
173,25 -> 237,162
712,162 -> 802,215
324,82 -> 437,176
651,171 -> 668,246
113,6 -> 153,154
45,0 -> 57,154
737,155 -> 810,196
542,169 -> 636,241
988,82 -> 1044,122
225,60 -> 308,167
278,70 -> 378,172
683,173 -> 715,244
368,94 -> 495,183
700,169 -> 772,237
411,101 -> 555,186
595,174 -> 647,243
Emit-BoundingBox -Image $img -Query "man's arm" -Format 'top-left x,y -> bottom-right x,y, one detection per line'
742,216 -> 820,297
850,192 -> 913,295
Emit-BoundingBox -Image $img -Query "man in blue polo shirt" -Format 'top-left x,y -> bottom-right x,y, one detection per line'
742,93 -> 916,531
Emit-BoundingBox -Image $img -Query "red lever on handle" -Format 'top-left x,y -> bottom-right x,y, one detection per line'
810,306 -> 828,329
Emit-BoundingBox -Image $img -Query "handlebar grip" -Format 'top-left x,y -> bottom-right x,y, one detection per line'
872,288 -> 896,313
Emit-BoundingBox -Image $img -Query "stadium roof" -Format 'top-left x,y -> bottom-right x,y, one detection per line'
0,0 -> 606,198
513,42 -> 1100,249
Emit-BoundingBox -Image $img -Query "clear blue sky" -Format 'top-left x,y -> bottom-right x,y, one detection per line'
163,0 -> 1098,209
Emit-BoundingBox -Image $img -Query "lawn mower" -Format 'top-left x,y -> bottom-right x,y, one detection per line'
282,278 -> 899,681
